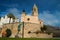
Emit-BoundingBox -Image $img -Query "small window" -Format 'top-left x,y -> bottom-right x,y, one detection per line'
40,22 -> 41,24
28,31 -> 31,34
27,18 -> 30,21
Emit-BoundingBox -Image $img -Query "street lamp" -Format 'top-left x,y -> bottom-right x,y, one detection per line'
22,21 -> 24,38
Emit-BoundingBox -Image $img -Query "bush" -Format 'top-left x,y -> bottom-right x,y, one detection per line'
6,29 -> 12,37
47,32 -> 51,35
40,25 -> 47,32
40,27 -> 44,32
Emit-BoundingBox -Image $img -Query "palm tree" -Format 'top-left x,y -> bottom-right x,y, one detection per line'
7,13 -> 16,23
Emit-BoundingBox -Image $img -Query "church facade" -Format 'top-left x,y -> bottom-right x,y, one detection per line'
21,4 -> 43,25
20,4 -> 43,37
19,4 -> 52,38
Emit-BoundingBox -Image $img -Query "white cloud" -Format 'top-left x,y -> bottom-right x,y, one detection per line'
39,11 -> 60,26
6,8 -> 21,19
1,8 -> 60,26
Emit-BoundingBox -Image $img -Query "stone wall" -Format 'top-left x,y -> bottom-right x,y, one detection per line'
1,22 -> 18,38
26,33 -> 53,38
21,16 -> 39,24
0,22 -> 53,38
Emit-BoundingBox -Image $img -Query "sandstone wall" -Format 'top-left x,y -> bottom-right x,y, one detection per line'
21,16 -> 39,24
1,22 -> 18,37
0,22 -> 53,38
27,33 -> 53,38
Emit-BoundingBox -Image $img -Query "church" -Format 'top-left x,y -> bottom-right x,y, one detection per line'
20,4 -> 43,37
0,4 -> 53,38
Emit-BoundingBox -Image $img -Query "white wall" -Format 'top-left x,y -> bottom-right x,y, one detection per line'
0,15 -> 19,28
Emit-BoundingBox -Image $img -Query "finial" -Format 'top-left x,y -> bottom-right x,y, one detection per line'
22,10 -> 25,12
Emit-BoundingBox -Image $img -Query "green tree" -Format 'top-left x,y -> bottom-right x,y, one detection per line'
40,27 -> 44,32
6,29 -> 12,37
7,13 -> 16,23
43,25 -> 47,31
40,25 -> 47,32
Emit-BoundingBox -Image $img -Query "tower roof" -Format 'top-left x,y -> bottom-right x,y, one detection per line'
33,4 -> 37,8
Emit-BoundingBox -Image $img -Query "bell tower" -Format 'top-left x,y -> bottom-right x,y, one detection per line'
32,4 -> 38,17
21,10 -> 26,17
21,10 -> 26,22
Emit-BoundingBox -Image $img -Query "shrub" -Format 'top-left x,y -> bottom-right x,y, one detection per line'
40,25 -> 47,32
6,29 -> 12,37
47,32 -> 51,35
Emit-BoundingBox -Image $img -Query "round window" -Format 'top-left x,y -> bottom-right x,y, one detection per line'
27,18 -> 30,21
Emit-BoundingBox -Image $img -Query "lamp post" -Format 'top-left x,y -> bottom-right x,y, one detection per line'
22,21 -> 24,38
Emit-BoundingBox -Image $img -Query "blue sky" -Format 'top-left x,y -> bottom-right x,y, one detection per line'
0,0 -> 60,26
